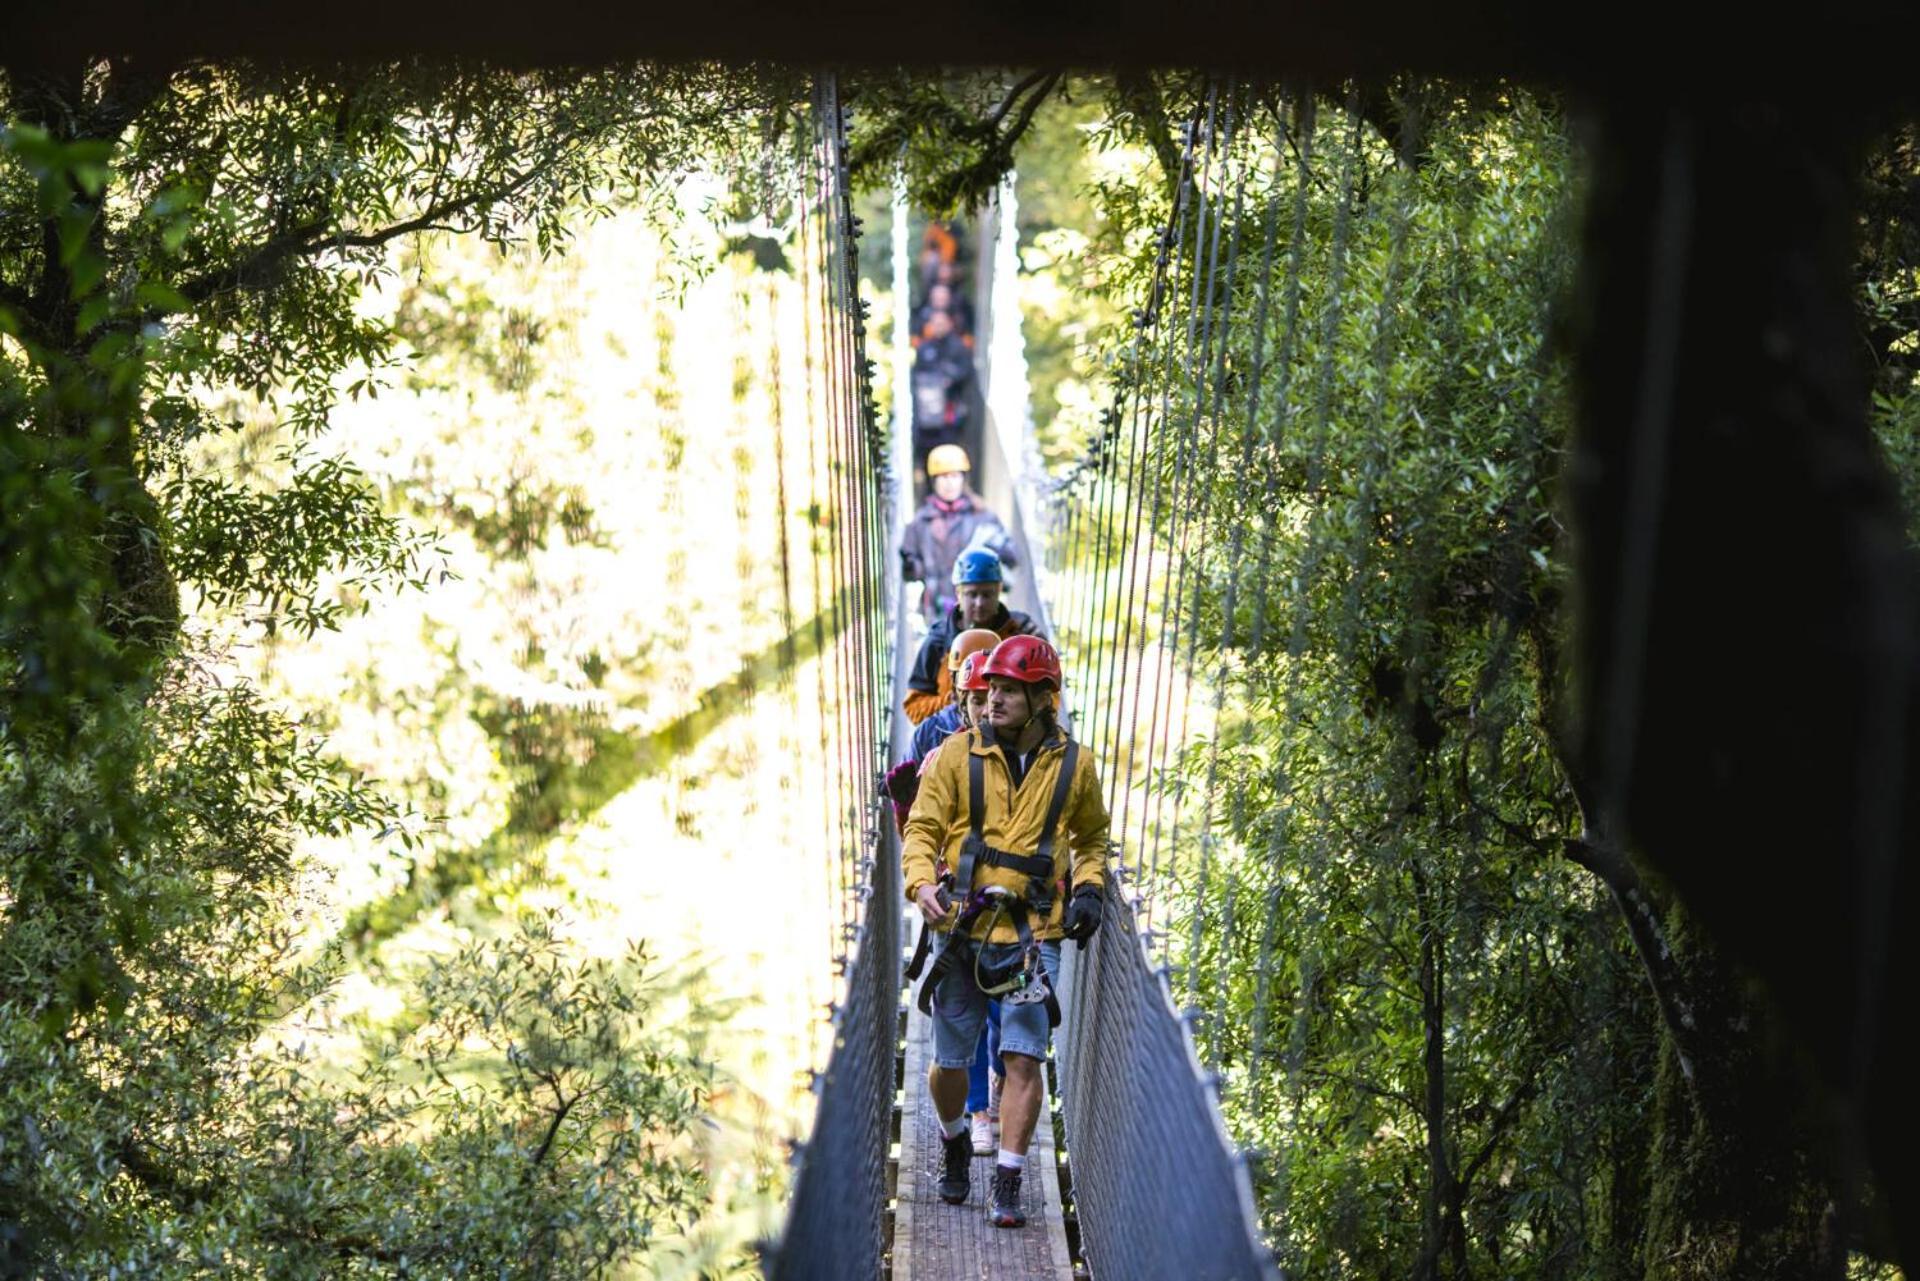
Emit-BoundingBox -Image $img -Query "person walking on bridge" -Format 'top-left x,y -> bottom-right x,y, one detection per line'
902,548 -> 1037,724
891,647 -> 1008,1155
908,308 -> 975,475
902,636 -> 1109,1229
884,629 -> 1001,833
900,444 -> 1020,626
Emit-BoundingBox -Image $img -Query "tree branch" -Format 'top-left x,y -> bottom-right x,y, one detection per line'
1559,833 -> 1702,1083
165,140 -> 562,315
1112,71 -> 1187,195
999,71 -> 1061,149
985,70 -> 1053,130
1299,1065 -> 1420,1112
527,1088 -> 578,1172
0,280 -> 56,349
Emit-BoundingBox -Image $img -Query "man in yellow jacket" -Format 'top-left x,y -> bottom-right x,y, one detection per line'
901,635 -> 1109,1229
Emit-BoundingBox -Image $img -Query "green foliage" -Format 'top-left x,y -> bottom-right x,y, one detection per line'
3,878 -> 721,1276
164,449 -> 437,636
3,60 -> 806,1276
1040,79 -> 1920,1278
1012,87 -> 1129,466
1052,84 -> 1627,1274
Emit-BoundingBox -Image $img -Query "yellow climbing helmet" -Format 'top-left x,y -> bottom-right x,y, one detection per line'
926,444 -> 971,477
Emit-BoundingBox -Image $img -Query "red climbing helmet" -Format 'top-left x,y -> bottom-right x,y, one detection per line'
956,650 -> 993,692
982,635 -> 1062,690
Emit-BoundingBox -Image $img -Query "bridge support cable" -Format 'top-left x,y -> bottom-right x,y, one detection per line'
1097,99 -> 1204,899
1042,82 -> 1422,1277
1005,79 -> 1278,1281
769,74 -> 899,1281
1019,81 -> 1467,1276
1144,82 -> 1231,913
1236,92 -> 1312,1123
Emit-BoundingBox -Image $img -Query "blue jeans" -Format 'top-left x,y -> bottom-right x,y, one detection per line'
930,940 -> 1062,1070
966,999 -> 1003,1111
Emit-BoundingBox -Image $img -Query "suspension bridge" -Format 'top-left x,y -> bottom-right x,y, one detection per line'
1,15 -> 1913,1274
765,78 -> 1288,1281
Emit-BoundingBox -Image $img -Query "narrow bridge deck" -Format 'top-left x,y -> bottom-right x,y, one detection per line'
892,921 -> 1074,1281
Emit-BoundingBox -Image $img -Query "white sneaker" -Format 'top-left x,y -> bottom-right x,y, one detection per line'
970,1111 -> 994,1156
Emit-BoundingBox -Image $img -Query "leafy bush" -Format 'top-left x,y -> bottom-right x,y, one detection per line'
1,665 -> 720,1278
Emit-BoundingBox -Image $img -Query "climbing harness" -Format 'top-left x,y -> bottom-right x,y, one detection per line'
913,726 -> 1080,1029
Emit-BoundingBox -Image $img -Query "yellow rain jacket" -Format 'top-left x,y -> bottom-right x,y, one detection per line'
902,725 -> 1110,944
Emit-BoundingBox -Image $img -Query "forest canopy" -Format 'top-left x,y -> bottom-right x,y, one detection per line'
3,52 -> 1918,1281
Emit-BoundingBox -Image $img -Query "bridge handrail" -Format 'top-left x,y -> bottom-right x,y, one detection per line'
766,76 -> 900,1281
974,180 -> 1281,1281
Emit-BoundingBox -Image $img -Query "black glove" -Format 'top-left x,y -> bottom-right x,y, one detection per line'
1063,884 -> 1102,948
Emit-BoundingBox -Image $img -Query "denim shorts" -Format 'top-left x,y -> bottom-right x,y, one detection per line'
930,939 -> 1062,1069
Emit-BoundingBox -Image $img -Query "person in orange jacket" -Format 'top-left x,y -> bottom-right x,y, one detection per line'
884,632 -> 1001,832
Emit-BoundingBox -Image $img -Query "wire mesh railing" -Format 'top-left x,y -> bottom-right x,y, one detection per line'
1028,80 -> 1284,1281
967,131 -> 1278,1279
766,74 -> 899,1281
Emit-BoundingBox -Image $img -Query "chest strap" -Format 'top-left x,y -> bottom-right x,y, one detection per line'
917,727 -> 1080,1020
955,727 -> 1079,899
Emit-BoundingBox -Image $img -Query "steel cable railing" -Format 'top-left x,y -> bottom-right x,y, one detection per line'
768,75 -> 899,1281
1028,81 -> 1283,1281
971,89 -> 1278,1279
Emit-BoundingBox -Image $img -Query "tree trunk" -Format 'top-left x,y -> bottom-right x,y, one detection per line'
1411,852 -> 1468,1281
1640,907 -> 1844,1281
1569,94 -> 1917,1269
12,65 -> 181,670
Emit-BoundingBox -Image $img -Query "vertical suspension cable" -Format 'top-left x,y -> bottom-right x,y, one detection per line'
1069,342 -> 1118,759
1081,353 -> 1131,768
1238,92 -> 1309,1100
1140,81 -> 1224,934
1083,413 -> 1123,781
1112,101 -> 1203,888
828,78 -> 886,873
794,105 -> 830,962
1244,90 -> 1316,1107
1177,86 -> 1259,1037
1064,98 -> 1199,905
762,122 -> 809,1081
1270,88 -> 1366,1270
1115,93 -> 1208,895
818,91 -> 856,950
1197,154 -> 1286,1069
770,77 -> 900,1281
816,81 -> 855,948
819,82 -> 864,953
1171,87 -> 1250,996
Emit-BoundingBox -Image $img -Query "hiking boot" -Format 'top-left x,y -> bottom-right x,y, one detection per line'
989,1165 -> 1026,1228
938,1127 -> 972,1204
970,1111 -> 994,1156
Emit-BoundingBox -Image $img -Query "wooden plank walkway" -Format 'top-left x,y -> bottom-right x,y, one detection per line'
893,922 -> 1074,1281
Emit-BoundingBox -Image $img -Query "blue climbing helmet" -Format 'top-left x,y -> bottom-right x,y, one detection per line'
950,548 -> 1004,587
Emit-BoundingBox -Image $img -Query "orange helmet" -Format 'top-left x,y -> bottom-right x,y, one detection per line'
956,650 -> 993,692
947,627 -> 1001,672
